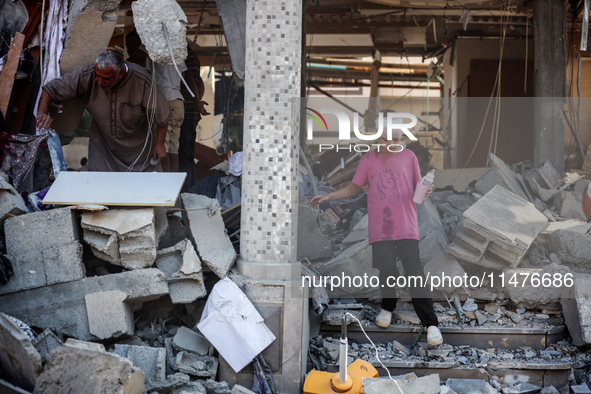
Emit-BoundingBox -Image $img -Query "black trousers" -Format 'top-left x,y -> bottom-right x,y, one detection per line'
372,239 -> 439,327
178,117 -> 200,193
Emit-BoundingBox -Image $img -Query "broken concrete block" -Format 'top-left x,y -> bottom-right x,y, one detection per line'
363,373 -> 440,394
502,382 -> 543,394
536,220 -> 591,246
321,304 -> 365,326
571,385 -> 591,394
81,208 -> 163,270
182,195 -> 236,278
36,339 -> 145,394
488,153 -> 533,201
447,193 -> 477,212
32,329 -> 64,363
132,0 -> 187,66
173,352 -> 218,379
418,198 -> 448,242
0,313 -> 42,392
558,191 -> 588,221
561,276 -> 591,347
448,185 -> 548,270
0,269 -> 169,341
342,213 -> 369,249
0,175 -> 28,228
525,160 -> 566,202
5,207 -> 79,256
85,290 -> 134,340
147,373 -> 191,393
156,239 -> 206,304
113,344 -> 166,386
312,241 -> 380,298
446,378 -> 498,394
297,205 -> 333,260
1,243 -> 85,295
231,385 -> 256,394
475,168 -> 504,196
547,230 -> 591,267
503,264 -> 571,310
173,326 -> 210,355
200,379 -> 231,394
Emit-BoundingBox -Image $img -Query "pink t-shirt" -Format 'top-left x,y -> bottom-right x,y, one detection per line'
351,149 -> 422,244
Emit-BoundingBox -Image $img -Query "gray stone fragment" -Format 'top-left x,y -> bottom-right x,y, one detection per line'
562,276 -> 591,347
391,340 -> 410,355
86,290 -> 134,340
200,379 -> 231,394
37,339 -> 144,394
321,306 -> 364,326
297,205 -> 333,260
0,313 -> 42,392
558,191 -> 587,221
447,193 -> 477,212
501,382 -> 542,394
548,230 -> 591,267
113,344 -> 166,386
32,329 -> 63,363
525,160 -> 565,202
132,0 -> 187,66
571,385 -> 591,394
156,239 -> 207,304
147,373 -> 191,393
173,352 -> 218,379
0,269 -> 169,341
475,311 -> 488,326
173,381 -> 207,394
81,208 -> 162,270
231,385 -> 256,394
488,153 -> 532,201
1,243 -> 85,295
342,214 -> 368,249
0,175 -> 28,228
173,326 -> 210,355
182,195 -> 236,279
503,264 -> 571,309
446,378 -> 498,394
363,373 -> 440,394
475,167 -> 504,196
5,207 -> 79,256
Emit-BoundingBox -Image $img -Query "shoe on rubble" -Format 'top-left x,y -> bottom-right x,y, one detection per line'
375,309 -> 392,328
427,326 -> 443,347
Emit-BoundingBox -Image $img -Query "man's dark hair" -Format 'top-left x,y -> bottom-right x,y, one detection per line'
125,30 -> 140,41
96,49 -> 124,72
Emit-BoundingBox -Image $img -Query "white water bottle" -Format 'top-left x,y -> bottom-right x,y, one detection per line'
413,169 -> 435,204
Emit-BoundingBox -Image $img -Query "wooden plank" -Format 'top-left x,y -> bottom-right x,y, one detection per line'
0,32 -> 25,119
42,172 -> 186,206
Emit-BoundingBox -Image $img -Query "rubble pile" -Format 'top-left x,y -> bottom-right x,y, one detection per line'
0,182 -> 267,393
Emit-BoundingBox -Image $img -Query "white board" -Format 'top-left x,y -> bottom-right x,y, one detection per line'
42,172 -> 186,206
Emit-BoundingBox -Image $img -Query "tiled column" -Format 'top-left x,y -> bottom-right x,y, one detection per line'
228,0 -> 307,393
238,0 -> 301,280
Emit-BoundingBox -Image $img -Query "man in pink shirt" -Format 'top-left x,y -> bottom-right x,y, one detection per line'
310,128 -> 442,347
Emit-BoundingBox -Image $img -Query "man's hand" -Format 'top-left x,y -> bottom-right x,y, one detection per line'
36,113 -> 53,132
309,194 -> 330,209
197,100 -> 210,116
153,142 -> 167,164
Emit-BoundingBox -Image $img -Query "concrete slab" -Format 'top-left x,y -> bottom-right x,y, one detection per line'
0,313 -> 42,392
446,378 -> 498,394
363,373 -> 440,394
37,339 -> 145,394
342,213 -> 369,249
488,153 -> 533,201
558,191 -> 587,221
174,352 -> 218,379
434,167 -> 489,192
297,205 -> 333,260
85,290 -> 134,340
32,329 -> 63,363
5,207 -> 79,256
182,195 -> 236,278
173,326 -> 210,355
475,168 -> 504,196
0,269 -> 169,341
156,239 -> 206,304
561,276 -> 591,347
113,344 -> 166,386
81,208 -> 161,270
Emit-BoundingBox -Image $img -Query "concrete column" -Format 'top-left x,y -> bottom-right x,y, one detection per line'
533,0 -> 567,174
226,0 -> 307,392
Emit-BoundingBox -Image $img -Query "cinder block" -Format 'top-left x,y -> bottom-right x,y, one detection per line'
174,352 -> 218,379
85,290 -> 134,340
1,243 -> 85,295
0,269 -> 168,341
156,239 -> 206,304
5,208 -> 79,256
113,344 -> 166,386
525,160 -> 565,202
32,329 -> 63,363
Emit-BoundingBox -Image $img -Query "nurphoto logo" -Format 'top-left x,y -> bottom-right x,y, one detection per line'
304,107 -> 418,153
